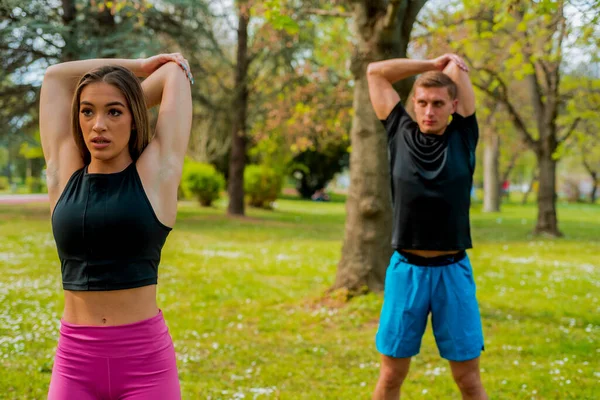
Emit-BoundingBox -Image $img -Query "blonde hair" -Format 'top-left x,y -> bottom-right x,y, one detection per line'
71,65 -> 150,164
414,71 -> 457,99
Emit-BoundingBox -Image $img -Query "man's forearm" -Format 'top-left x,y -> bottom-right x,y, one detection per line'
367,58 -> 436,84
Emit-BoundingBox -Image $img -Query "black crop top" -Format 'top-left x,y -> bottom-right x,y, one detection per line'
382,101 -> 479,251
51,163 -> 172,291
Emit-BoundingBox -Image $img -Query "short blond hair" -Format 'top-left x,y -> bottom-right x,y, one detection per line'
414,71 -> 457,99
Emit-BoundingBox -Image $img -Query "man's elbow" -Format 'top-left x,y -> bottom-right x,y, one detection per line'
458,104 -> 476,117
442,61 -> 461,75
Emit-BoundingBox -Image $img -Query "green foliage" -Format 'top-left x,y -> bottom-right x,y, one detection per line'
0,147 -> 8,171
291,143 -> 350,198
25,177 -> 45,194
181,160 -> 225,207
246,2 -> 352,200
0,176 -> 9,190
19,142 -> 44,160
244,164 -> 283,208
260,0 -> 299,34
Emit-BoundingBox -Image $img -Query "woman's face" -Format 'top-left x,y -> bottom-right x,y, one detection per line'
79,82 -> 133,164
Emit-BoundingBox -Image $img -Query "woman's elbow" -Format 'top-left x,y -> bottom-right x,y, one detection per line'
43,64 -> 60,81
367,62 -> 382,76
161,62 -> 190,82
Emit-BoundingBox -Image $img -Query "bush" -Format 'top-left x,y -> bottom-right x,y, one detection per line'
181,161 -> 225,207
0,176 -> 8,191
244,165 -> 284,209
25,177 -> 46,194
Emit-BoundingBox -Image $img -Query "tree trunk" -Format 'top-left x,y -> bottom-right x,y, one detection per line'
483,128 -> 500,212
227,4 -> 249,216
6,150 -> 13,184
534,152 -> 561,236
333,70 -> 393,294
522,172 -> 536,205
582,158 -> 598,204
333,0 -> 427,295
61,0 -> 77,61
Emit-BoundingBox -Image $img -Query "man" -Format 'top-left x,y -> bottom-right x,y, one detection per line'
367,54 -> 488,400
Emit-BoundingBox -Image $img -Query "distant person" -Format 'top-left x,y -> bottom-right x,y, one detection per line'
367,53 -> 487,400
311,188 -> 330,202
502,180 -> 510,199
40,54 -> 193,399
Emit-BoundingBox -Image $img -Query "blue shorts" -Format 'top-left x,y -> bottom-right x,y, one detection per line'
376,251 -> 484,362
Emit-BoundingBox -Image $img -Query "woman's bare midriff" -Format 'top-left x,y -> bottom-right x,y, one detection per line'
63,285 -> 158,326
400,249 -> 462,258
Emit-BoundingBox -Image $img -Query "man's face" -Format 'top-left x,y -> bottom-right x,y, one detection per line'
412,86 -> 458,135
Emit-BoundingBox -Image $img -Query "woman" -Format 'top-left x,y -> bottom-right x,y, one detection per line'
40,54 -> 193,399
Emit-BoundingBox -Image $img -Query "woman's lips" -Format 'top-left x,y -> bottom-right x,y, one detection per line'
91,142 -> 110,149
90,137 -> 111,149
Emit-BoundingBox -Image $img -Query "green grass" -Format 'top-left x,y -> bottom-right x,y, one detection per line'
0,199 -> 598,399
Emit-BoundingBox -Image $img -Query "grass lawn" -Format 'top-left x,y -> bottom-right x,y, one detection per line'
0,198 -> 598,399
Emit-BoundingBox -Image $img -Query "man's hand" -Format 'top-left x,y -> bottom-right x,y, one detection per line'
432,54 -> 469,73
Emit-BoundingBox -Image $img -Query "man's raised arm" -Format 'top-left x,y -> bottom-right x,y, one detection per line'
367,59 -> 435,120
442,56 -> 476,117
367,54 -> 472,119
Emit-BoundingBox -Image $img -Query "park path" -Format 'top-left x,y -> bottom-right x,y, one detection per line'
0,194 -> 49,205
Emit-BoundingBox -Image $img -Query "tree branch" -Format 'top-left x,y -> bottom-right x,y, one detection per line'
472,80 -> 538,150
518,35 -> 546,135
558,117 -> 580,144
581,155 -> 597,182
306,8 -> 352,18
383,0 -> 403,29
501,147 -> 522,183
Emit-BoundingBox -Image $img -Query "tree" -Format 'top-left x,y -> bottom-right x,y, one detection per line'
292,144 -> 350,198
477,99 -> 526,212
227,1 -> 251,215
327,0 -> 428,295
560,73 -> 600,203
249,34 -> 354,198
183,1 -> 320,215
580,134 -> 600,203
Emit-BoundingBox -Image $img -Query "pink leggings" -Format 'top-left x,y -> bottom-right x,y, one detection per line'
48,310 -> 181,400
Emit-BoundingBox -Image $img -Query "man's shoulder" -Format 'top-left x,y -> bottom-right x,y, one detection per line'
450,112 -> 478,150
451,112 -> 478,129
453,111 -> 477,120
382,101 -> 416,137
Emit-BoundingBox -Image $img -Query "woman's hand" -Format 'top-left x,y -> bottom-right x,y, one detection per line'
431,54 -> 469,72
140,53 -> 194,84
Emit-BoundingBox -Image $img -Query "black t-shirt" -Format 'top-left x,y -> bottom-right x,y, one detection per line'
382,101 -> 478,251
